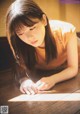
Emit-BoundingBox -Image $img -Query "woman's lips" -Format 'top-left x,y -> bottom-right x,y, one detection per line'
31,40 -> 38,45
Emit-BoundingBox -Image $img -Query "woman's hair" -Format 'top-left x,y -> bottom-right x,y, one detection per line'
6,0 -> 57,70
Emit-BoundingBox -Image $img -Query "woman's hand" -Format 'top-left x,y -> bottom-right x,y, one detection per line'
20,79 -> 38,95
35,76 -> 56,91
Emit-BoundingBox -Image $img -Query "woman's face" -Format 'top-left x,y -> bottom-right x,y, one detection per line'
16,16 -> 47,48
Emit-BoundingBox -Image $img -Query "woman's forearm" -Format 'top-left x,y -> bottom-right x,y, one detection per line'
51,67 -> 78,84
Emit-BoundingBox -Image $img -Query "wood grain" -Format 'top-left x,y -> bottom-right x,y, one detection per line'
0,69 -> 80,114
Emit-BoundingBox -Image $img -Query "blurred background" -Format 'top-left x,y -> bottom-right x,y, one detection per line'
0,0 -> 80,71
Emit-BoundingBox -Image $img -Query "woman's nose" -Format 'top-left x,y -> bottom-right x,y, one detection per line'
25,30 -> 34,38
28,36 -> 35,42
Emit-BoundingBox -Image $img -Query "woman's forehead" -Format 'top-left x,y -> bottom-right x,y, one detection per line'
15,18 -> 40,33
16,17 -> 40,27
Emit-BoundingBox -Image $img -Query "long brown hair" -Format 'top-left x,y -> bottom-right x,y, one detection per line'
6,0 -> 57,70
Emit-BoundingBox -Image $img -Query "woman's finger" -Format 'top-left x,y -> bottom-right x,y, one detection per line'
31,85 -> 38,94
27,87 -> 35,95
20,86 -> 25,93
23,87 -> 31,95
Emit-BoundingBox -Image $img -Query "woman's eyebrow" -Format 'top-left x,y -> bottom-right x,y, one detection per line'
16,30 -> 24,35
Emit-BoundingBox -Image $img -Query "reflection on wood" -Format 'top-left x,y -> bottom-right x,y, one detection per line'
0,69 -> 80,114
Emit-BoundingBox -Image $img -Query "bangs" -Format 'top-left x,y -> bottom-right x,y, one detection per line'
10,15 -> 38,35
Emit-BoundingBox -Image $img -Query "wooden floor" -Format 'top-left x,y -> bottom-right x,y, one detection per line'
0,68 -> 80,114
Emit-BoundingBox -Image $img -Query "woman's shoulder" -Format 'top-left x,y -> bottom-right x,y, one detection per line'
49,20 -> 76,33
49,20 -> 76,49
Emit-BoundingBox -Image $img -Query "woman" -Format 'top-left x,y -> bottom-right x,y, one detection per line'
6,0 -> 80,95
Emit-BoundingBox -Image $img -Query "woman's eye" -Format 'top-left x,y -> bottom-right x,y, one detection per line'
30,26 -> 36,30
18,33 -> 24,36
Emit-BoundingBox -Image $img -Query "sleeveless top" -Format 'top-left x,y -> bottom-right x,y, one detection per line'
35,20 -> 76,70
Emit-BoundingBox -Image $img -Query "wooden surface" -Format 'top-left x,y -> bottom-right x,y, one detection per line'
0,69 -> 80,114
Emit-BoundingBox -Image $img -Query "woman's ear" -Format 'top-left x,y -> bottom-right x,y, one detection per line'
42,14 -> 47,26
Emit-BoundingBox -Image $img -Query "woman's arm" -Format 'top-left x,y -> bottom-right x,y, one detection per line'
14,61 -> 38,94
14,61 -> 29,86
52,32 -> 78,83
36,32 -> 78,90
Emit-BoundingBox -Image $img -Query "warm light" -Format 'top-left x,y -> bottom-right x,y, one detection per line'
8,93 -> 80,102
